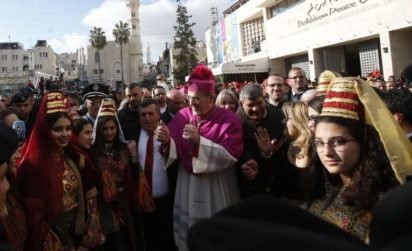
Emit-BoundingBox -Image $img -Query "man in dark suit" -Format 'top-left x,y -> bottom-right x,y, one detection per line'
236,84 -> 302,199
161,89 -> 187,125
287,67 -> 308,101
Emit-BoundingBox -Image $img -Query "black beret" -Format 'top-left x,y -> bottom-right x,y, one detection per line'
81,83 -> 110,100
0,123 -> 19,165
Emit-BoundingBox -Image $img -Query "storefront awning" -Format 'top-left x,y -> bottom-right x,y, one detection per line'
220,57 -> 270,75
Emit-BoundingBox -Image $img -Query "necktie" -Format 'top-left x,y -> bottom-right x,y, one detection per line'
144,131 -> 154,188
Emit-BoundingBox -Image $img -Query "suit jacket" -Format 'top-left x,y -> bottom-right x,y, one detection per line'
117,105 -> 140,141
160,108 -> 174,125
236,104 -> 303,199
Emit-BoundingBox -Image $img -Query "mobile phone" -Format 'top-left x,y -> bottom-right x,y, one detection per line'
12,120 -> 26,141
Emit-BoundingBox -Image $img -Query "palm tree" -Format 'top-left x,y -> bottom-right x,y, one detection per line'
89,27 -> 107,81
113,21 -> 131,89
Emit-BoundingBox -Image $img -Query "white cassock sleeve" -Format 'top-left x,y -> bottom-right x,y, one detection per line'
163,138 -> 177,169
192,136 -> 237,174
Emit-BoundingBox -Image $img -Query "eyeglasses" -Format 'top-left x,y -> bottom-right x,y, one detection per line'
289,75 -> 306,80
312,137 -> 357,153
156,78 -> 162,81
187,94 -> 209,103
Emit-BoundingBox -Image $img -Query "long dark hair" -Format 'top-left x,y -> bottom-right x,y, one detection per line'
305,116 -> 399,212
73,117 -> 91,135
92,116 -> 128,161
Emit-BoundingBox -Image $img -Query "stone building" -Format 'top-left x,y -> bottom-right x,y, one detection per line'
87,0 -> 144,88
206,0 -> 412,81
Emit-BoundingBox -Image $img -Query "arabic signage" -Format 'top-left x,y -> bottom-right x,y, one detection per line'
297,0 -> 371,28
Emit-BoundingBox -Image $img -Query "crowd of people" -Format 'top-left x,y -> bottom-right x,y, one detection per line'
0,64 -> 411,251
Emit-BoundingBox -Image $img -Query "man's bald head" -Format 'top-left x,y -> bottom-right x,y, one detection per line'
167,89 -> 187,114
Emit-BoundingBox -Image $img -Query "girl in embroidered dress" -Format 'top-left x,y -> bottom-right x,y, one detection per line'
91,98 -> 141,251
16,92 -> 103,250
305,77 -> 404,241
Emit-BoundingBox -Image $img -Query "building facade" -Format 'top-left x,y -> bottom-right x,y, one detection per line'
207,0 -> 412,81
57,52 -> 79,81
0,42 -> 30,91
0,40 -> 58,93
87,0 -> 144,88
28,40 -> 57,77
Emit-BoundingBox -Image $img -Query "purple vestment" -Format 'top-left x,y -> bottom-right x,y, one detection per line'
168,106 -> 243,174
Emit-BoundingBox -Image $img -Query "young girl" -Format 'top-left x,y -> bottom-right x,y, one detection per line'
17,92 -> 100,250
91,98 -> 141,251
306,77 -> 404,240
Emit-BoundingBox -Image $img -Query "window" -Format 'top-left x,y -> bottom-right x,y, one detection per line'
12,66 -> 18,72
116,69 -> 120,73
2,67 -> 7,72
1,55 -> 7,60
12,55 -> 18,60
93,69 -> 104,74
71,60 -> 76,64
241,17 -> 264,56
39,52 -> 48,57
95,52 -> 100,63
132,24 -> 136,29
132,12 -> 136,17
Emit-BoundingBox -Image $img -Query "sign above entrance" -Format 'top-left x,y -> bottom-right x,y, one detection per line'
297,0 -> 375,28
221,58 -> 269,74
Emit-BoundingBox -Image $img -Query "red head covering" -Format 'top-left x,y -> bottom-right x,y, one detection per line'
188,64 -> 215,94
16,92 -> 71,248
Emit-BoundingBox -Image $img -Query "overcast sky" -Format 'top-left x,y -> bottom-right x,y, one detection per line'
0,0 -> 235,63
